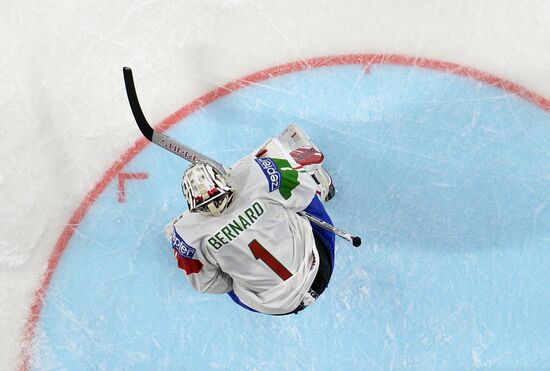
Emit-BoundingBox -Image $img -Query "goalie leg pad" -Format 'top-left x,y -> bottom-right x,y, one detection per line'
253,124 -> 336,202
253,125 -> 324,169
277,124 -> 324,170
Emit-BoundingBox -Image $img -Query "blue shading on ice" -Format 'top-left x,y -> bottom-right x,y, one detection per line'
34,64 -> 550,370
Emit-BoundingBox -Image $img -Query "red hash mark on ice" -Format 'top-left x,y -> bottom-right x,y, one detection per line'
118,172 -> 148,203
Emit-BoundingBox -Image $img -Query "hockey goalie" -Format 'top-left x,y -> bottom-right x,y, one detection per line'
164,125 -> 337,315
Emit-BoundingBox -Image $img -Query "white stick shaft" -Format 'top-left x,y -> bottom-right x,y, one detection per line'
153,132 -> 226,174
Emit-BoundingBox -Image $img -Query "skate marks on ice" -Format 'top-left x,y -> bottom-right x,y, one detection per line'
25,55 -> 550,370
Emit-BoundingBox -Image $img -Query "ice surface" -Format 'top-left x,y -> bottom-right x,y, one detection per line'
31,65 -> 550,369
1,1 -> 550,370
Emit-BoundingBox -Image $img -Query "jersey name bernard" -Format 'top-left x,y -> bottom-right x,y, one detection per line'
207,201 -> 265,250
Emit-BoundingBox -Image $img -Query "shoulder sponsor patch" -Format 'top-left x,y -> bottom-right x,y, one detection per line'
171,227 -> 197,259
255,157 -> 281,192
255,157 -> 301,200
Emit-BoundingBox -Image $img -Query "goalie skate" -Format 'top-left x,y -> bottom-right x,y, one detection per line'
311,166 -> 336,202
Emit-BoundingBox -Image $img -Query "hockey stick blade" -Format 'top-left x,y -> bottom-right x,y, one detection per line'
123,67 -> 154,141
123,67 -> 226,172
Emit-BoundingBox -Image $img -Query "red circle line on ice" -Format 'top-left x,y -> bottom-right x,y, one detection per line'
18,53 -> 550,370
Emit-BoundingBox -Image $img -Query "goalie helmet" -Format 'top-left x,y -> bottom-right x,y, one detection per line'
182,162 -> 234,216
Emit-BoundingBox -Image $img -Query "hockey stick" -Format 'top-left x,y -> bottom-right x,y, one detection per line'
123,67 -> 361,247
123,67 -> 226,174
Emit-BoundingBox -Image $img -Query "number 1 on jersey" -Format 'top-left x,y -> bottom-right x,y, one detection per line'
248,239 -> 292,281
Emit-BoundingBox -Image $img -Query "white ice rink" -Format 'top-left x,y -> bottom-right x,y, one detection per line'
1,1 -> 550,370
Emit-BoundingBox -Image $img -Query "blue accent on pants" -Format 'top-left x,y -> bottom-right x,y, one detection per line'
228,290 -> 258,313
303,195 -> 336,272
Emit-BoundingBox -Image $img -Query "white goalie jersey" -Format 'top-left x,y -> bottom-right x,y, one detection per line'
164,154 -> 321,315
